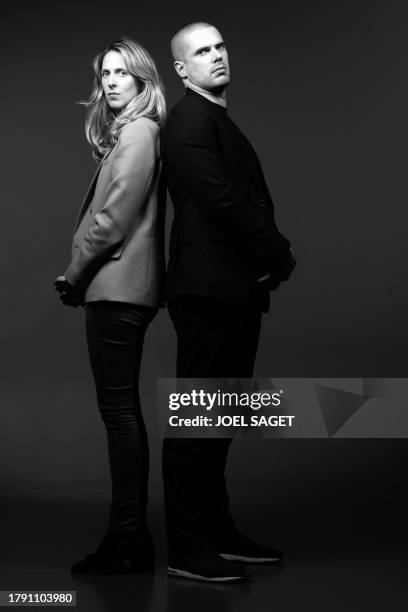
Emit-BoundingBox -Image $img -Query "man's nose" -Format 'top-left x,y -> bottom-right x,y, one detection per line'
212,48 -> 223,61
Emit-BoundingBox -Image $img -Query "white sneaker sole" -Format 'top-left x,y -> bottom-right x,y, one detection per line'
220,553 -> 281,563
167,566 -> 248,582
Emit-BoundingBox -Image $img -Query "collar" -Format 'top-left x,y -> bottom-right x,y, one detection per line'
185,88 -> 228,114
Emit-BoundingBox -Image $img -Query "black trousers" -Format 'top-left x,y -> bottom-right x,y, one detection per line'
163,295 -> 262,555
85,301 -> 157,532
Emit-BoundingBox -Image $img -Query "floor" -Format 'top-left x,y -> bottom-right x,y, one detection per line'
1,485 -> 407,611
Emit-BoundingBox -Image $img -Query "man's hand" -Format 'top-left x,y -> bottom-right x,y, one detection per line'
283,247 -> 297,279
257,247 -> 297,290
54,275 -> 84,307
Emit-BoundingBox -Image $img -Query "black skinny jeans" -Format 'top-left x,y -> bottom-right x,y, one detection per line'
85,301 -> 157,533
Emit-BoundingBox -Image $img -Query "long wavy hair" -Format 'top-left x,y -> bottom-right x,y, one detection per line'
81,38 -> 166,160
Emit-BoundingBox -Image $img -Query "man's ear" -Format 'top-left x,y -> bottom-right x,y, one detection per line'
174,60 -> 187,79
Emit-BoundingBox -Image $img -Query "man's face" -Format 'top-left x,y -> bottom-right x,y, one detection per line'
101,50 -> 138,112
176,26 -> 230,92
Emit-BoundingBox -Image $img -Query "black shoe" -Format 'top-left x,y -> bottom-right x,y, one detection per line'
167,545 -> 250,583
71,528 -> 155,575
212,532 -> 282,564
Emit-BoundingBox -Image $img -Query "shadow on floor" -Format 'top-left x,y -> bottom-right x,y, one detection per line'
0,485 -> 407,612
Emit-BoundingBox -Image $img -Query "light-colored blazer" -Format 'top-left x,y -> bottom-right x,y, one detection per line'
65,117 -> 166,308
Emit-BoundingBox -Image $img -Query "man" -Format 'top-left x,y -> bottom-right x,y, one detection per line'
162,22 -> 296,583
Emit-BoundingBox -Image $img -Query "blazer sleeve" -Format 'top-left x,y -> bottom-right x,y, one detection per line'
65,119 -> 157,289
164,107 -> 290,269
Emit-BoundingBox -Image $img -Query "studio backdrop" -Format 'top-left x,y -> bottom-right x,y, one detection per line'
1,0 -> 407,494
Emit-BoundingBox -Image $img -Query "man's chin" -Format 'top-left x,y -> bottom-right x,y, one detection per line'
209,77 -> 230,92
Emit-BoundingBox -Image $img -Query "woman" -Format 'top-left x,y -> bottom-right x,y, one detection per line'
55,38 -> 166,574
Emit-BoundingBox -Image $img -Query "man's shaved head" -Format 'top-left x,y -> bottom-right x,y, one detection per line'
170,22 -> 230,94
171,22 -> 215,61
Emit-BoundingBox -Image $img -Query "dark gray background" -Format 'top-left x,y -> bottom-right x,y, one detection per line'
1,0 -> 407,494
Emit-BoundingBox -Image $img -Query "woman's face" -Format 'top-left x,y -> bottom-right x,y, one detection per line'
101,50 -> 138,112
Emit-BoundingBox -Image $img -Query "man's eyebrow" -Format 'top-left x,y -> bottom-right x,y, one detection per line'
194,45 -> 210,55
193,41 -> 225,55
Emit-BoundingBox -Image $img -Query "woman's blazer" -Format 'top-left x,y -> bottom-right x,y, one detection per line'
64,117 -> 166,308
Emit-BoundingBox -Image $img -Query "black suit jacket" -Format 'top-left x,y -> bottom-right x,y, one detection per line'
162,88 -> 293,309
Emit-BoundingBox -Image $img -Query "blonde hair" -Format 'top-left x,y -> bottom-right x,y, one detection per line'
81,38 -> 166,160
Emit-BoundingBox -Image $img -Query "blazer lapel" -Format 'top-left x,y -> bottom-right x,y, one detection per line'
74,144 -> 115,230
73,162 -> 102,230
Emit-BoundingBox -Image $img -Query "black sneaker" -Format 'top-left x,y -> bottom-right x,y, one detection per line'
167,546 -> 250,583
71,528 -> 155,575
212,532 -> 282,564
